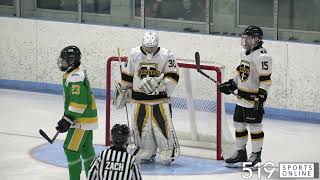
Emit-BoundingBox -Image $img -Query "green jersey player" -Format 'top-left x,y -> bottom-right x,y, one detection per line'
56,46 -> 98,180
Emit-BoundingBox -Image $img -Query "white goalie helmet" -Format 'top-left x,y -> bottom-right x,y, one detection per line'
142,31 -> 159,60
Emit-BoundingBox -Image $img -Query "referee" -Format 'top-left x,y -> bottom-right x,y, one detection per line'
88,124 -> 142,180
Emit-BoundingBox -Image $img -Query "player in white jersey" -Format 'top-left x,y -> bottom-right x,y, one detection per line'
88,124 -> 141,180
219,25 -> 272,168
114,32 -> 180,165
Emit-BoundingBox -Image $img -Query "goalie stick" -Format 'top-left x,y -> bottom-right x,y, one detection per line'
195,52 -> 256,107
117,48 -> 130,126
116,48 -> 138,149
39,129 -> 59,144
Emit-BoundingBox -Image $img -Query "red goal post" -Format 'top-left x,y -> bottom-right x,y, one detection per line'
106,56 -> 231,160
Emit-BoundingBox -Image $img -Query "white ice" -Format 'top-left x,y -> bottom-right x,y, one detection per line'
0,89 -> 319,180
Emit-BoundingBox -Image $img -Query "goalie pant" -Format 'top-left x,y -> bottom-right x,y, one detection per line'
131,102 -> 180,165
88,146 -> 141,180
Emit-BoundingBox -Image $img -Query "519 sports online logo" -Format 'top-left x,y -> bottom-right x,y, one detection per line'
241,162 -> 319,179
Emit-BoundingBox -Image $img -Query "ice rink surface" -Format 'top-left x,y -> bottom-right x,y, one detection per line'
0,88 -> 319,180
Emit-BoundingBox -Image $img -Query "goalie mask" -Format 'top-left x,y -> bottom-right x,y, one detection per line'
57,46 -> 81,71
241,25 -> 263,50
142,32 -> 159,60
111,124 -> 130,146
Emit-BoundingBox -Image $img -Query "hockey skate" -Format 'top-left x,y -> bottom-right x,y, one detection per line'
140,154 -> 156,163
225,148 -> 248,168
246,151 -> 261,170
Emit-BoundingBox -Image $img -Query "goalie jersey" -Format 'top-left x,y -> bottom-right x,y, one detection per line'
121,46 -> 179,104
233,47 -> 272,108
63,66 -> 98,130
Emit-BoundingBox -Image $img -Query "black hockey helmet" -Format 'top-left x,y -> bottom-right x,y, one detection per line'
111,124 -> 130,146
241,25 -> 263,50
57,45 -> 81,71
242,25 -> 263,39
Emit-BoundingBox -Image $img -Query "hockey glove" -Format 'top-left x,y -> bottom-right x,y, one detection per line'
254,88 -> 267,110
219,79 -> 237,95
56,115 -> 74,133
139,74 -> 164,94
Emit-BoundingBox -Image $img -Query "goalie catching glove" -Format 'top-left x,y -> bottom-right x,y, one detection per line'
56,115 -> 74,133
138,73 -> 165,95
219,79 -> 237,95
113,82 -> 132,109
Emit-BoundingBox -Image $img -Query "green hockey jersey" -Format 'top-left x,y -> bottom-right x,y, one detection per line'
63,67 -> 98,130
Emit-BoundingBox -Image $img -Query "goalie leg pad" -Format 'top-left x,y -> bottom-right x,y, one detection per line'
159,150 -> 174,165
151,103 -> 180,164
131,103 -> 157,163
133,127 -> 157,164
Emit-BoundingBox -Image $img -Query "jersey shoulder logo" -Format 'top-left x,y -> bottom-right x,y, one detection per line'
138,63 -> 160,79
239,60 -> 250,82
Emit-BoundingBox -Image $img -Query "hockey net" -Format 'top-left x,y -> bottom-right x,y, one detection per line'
106,56 -> 235,160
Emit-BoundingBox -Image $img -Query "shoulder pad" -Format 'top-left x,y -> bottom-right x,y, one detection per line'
159,47 -> 169,54
258,48 -> 268,54
259,50 -> 267,54
129,47 -> 141,62
159,48 -> 173,59
67,69 -> 85,83
130,47 -> 141,55
255,48 -> 270,59
257,53 -> 271,63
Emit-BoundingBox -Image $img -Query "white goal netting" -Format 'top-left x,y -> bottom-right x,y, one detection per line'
106,57 -> 235,160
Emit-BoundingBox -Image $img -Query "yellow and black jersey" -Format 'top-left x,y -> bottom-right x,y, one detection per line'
121,46 -> 179,104
233,47 -> 272,108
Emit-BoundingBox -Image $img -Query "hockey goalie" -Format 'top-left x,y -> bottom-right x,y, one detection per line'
114,31 -> 180,165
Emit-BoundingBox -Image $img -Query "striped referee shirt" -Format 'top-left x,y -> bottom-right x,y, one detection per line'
88,146 -> 142,180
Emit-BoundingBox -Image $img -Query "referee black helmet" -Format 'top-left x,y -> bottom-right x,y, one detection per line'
111,124 -> 130,146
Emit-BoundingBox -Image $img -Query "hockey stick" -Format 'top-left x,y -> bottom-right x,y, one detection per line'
195,52 -> 255,106
117,48 -> 130,126
116,48 -> 138,149
39,129 -> 59,144
195,52 -> 220,85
